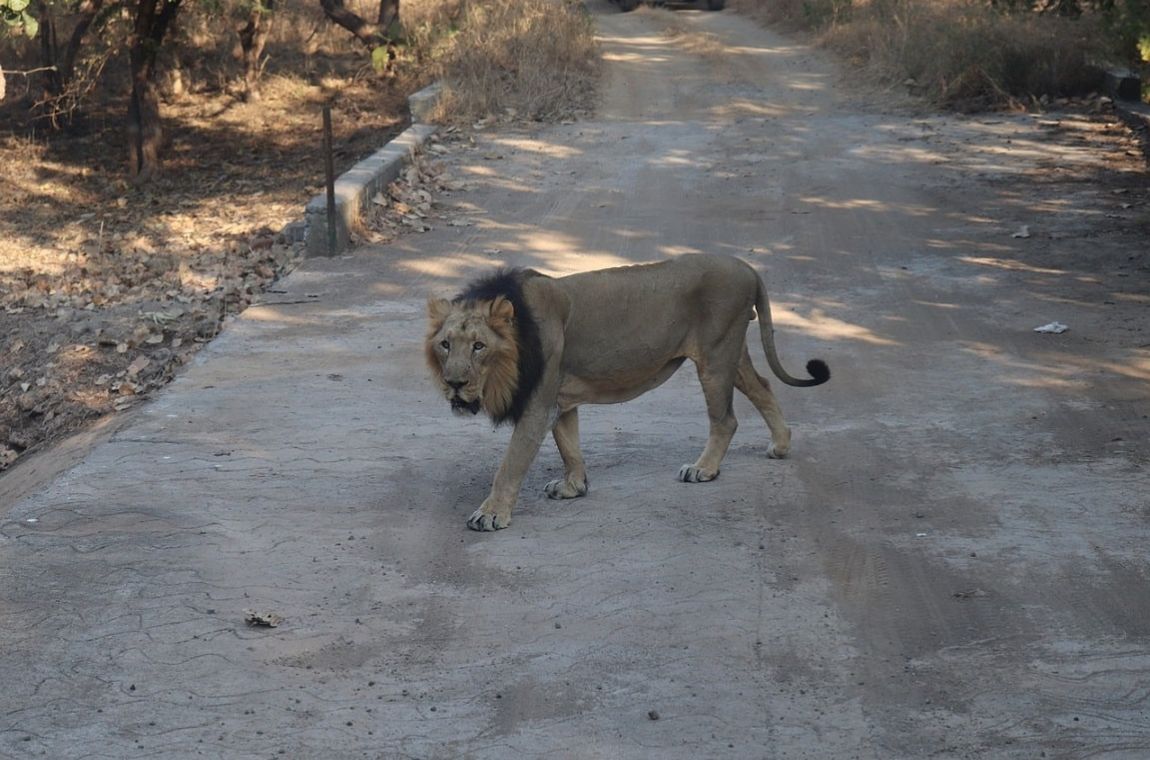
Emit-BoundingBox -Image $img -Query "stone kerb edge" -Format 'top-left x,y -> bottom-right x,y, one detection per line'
303,83 -> 443,257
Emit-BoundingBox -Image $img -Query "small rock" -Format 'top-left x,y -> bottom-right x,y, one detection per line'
648,710 -> 660,721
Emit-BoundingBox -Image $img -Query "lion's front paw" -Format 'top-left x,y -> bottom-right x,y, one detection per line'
767,442 -> 789,459
678,465 -> 718,483
467,507 -> 511,532
544,477 -> 589,500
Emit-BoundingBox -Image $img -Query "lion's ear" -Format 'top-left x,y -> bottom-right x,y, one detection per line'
488,296 -> 515,324
427,298 -> 453,324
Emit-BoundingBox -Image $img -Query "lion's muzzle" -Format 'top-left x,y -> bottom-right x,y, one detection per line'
450,394 -> 482,415
444,378 -> 481,415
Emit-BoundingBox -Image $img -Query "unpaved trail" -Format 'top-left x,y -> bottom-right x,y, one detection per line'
2,2 -> 1149,758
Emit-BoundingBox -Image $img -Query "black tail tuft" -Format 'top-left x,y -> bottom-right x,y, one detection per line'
806,359 -> 830,385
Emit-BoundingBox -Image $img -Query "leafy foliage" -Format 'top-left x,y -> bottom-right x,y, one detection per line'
1,0 -> 39,37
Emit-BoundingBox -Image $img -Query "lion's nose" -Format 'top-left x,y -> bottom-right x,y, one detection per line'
446,380 -> 466,392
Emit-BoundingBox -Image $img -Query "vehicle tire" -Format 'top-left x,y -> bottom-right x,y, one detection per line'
619,0 -> 640,11
706,0 -> 725,8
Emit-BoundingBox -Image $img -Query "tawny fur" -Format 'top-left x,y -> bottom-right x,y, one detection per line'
479,304 -> 520,420
427,296 -> 524,423
425,255 -> 829,533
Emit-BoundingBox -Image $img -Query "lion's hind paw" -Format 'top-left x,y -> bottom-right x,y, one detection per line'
767,442 -> 789,459
467,508 -> 511,532
678,465 -> 718,483
544,478 -> 589,500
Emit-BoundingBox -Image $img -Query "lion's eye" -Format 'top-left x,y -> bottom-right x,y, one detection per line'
473,341 -> 486,352
439,340 -> 450,350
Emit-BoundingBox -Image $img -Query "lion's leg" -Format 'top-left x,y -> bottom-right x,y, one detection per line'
679,355 -> 740,484
734,347 -> 792,458
467,404 -> 555,532
545,408 -> 589,500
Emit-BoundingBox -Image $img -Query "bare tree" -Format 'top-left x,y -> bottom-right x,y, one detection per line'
319,0 -> 399,49
127,0 -> 182,180
32,0 -> 104,125
237,0 -> 274,101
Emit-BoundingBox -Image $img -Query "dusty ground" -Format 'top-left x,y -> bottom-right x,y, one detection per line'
0,63 -> 422,471
2,1 -> 1150,757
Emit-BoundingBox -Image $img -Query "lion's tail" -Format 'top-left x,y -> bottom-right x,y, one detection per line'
753,273 -> 830,388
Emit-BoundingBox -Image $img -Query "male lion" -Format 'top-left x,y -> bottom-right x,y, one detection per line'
426,254 -> 829,531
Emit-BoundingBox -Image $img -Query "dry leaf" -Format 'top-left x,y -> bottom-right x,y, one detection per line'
126,356 -> 150,376
244,609 -> 283,628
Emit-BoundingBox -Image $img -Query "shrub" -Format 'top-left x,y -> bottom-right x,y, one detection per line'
829,0 -> 1108,108
432,0 -> 600,123
733,0 -> 1121,109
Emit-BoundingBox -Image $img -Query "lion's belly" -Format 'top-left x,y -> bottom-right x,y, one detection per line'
557,357 -> 687,410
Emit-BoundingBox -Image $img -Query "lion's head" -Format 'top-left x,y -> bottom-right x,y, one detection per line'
426,269 -> 546,426
426,295 -> 522,419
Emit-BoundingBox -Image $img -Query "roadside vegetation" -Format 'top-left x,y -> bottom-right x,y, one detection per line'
434,0 -> 599,123
730,0 -> 1150,110
0,0 -> 600,472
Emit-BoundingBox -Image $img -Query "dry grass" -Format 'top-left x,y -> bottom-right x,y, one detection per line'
731,0 -> 1114,110
432,0 -> 601,124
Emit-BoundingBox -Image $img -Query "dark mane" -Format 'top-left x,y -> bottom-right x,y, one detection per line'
455,268 -> 545,426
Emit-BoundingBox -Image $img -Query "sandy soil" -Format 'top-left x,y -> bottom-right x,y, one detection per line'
2,1 -> 1150,757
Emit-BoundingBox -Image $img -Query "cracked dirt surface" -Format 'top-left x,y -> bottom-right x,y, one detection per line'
2,2 -> 1150,758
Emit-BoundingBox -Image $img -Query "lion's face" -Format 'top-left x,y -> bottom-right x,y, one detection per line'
426,296 -> 520,418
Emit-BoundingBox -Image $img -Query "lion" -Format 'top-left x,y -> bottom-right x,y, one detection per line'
426,254 -> 829,531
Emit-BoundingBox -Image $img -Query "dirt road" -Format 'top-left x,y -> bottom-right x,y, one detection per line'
3,2 -> 1149,757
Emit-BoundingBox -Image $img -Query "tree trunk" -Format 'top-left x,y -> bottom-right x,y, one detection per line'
34,0 -> 104,128
378,0 -> 399,34
37,1 -> 62,98
127,79 -> 162,180
126,0 -> 182,180
60,0 -> 105,85
319,0 -> 385,48
238,0 -> 274,102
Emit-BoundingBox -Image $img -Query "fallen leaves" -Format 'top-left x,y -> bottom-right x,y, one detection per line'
126,355 -> 151,377
1,65 -> 420,473
361,138 -> 473,243
244,609 -> 284,628
1,234 -> 302,471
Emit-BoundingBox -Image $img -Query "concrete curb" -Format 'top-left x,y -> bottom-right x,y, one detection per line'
1108,68 -> 1150,163
408,82 -> 443,124
303,83 -> 443,257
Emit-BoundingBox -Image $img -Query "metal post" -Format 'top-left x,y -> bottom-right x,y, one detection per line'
322,104 -> 337,257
